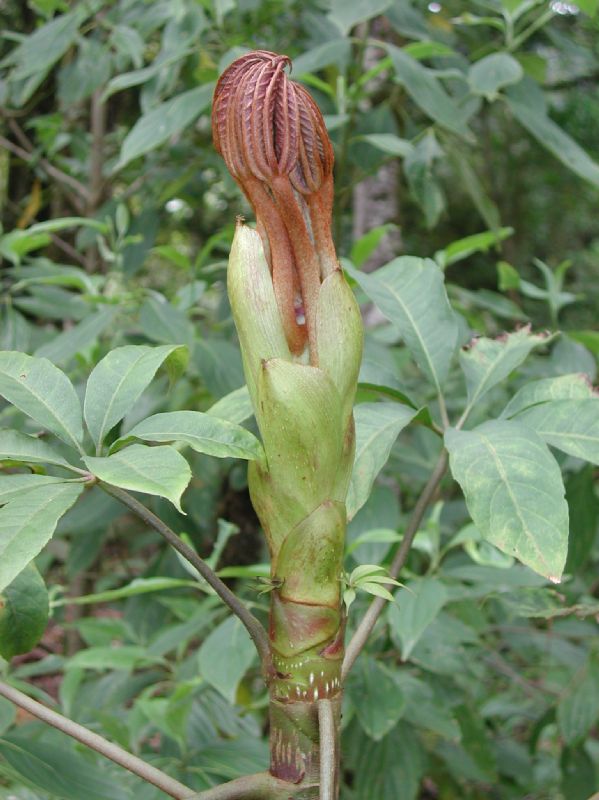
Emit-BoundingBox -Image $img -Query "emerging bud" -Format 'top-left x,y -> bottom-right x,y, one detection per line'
212,50 -> 338,360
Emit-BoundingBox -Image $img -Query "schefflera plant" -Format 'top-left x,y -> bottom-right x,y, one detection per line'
213,51 -> 363,789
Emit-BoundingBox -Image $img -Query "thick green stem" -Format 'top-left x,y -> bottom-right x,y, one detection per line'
269,692 -> 342,798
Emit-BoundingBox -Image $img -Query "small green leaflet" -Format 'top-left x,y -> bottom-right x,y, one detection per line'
197,616 -> 256,703
84,344 -> 187,447
0,352 -> 83,451
501,373 -> 594,419
84,444 -> 191,512
0,483 -> 83,592
460,326 -> 554,412
515,398 -> 599,465
112,410 -> 263,461
389,577 -> 447,659
0,564 -> 49,659
347,402 -> 418,521
0,429 -> 75,469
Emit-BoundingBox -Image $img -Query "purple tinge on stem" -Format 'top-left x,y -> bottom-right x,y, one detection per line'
212,50 -> 338,360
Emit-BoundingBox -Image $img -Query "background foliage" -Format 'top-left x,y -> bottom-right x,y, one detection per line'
1,1 -> 599,798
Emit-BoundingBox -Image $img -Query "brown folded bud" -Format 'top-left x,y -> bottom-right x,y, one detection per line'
212,50 -> 338,362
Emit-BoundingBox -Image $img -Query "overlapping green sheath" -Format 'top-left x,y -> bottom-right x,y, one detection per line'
228,225 -> 362,786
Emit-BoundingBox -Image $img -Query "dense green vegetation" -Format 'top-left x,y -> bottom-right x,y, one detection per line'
0,1 -> 598,798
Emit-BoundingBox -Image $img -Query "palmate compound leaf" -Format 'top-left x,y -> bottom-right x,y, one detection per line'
0,351 -> 83,451
83,444 -> 191,512
445,420 -> 569,582
0,483 -> 83,592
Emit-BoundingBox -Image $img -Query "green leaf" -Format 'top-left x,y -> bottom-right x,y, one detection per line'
448,146 -> 501,232
350,563 -> 387,582
4,10 -> 82,81
568,329 -> 599,356
0,564 -> 48,659
515,398 -> 599,465
346,527 -> 401,557
350,224 -> 398,268
0,474 -> 67,504
468,53 -> 523,100
451,287 -> 526,321
0,430 -> 74,470
0,697 -> 16,736
0,352 -> 83,451
116,83 -> 214,169
138,293 -> 194,346
112,410 -> 263,461
358,133 -> 414,158
34,309 -> 115,366
207,385 -> 253,425
84,344 -> 187,447
576,0 -> 599,14
565,467 -> 598,574
0,483 -> 83,592
460,327 -> 554,411
346,257 -> 459,392
328,0 -> 392,34
353,722 -> 424,800
395,672 -> 460,741
501,373 -> 594,419
83,444 -> 191,512
506,90 -> 599,188
292,39 -> 351,76
445,421 -> 569,581
55,577 -> 201,606
360,582 -> 396,601
197,615 -> 256,703
0,735 -> 132,800
68,645 -> 154,671
557,659 -> 599,744
387,44 -> 472,140
347,402 -> 418,520
388,578 -> 447,659
436,228 -> 513,269
350,656 -> 405,740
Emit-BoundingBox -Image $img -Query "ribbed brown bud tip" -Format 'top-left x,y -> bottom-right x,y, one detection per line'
212,50 -> 333,193
213,50 -> 339,363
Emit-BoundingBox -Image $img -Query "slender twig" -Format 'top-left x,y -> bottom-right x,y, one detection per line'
50,233 -> 88,266
438,392 -> 450,430
342,450 -> 448,678
318,699 -> 337,800
88,88 -> 106,211
193,772 -> 309,799
99,482 -> 272,675
0,125 -> 90,206
0,681 -> 195,799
